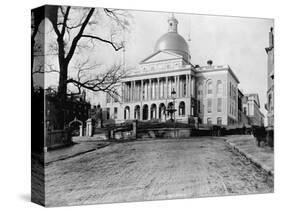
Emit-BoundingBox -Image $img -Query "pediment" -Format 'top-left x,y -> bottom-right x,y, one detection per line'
140,50 -> 183,64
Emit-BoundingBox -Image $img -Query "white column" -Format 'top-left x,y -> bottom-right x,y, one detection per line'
192,77 -> 194,97
140,80 -> 143,101
179,77 -> 182,97
186,75 -> 188,97
130,81 -> 133,102
157,78 -> 159,100
121,82 -> 124,102
149,79 -> 152,100
166,77 -> 168,98
148,104 -> 151,120
124,83 -> 127,102
176,75 -> 180,98
133,81 -> 136,101
189,75 -> 192,96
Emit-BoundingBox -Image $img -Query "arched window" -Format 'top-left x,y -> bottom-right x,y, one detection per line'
179,101 -> 185,116
159,103 -> 166,120
124,106 -> 130,120
134,105 -> 140,120
150,104 -> 157,119
206,80 -> 212,95
142,104 -> 148,120
216,80 -> 223,96
207,99 -> 212,113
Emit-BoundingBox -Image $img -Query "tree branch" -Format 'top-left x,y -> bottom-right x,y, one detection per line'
81,35 -> 124,51
65,8 -> 95,63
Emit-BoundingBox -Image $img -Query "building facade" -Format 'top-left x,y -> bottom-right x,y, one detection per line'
242,94 -> 264,126
265,27 -> 274,128
105,15 -> 240,126
238,89 -> 250,126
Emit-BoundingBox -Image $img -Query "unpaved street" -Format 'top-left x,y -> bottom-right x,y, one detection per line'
45,137 -> 273,206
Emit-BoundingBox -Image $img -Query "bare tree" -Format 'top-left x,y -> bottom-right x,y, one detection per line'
45,6 -> 129,99
31,6 -> 130,128
67,58 -> 126,98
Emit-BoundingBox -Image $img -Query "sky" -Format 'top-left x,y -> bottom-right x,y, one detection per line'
43,8 -> 273,124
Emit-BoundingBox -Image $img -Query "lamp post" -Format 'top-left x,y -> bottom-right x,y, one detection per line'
171,88 -> 177,137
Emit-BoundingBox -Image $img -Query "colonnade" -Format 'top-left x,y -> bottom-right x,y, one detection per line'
122,74 -> 195,103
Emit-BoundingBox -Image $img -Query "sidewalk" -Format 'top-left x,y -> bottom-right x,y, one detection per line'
44,138 -> 110,165
225,135 -> 274,176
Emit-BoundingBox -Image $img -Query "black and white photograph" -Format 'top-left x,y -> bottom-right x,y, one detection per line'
31,4 -> 274,207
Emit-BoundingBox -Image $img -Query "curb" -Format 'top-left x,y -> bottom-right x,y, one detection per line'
224,137 -> 274,177
45,143 -> 110,165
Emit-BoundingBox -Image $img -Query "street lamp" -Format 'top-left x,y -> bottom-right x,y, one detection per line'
170,88 -> 177,138
171,88 -> 176,121
166,88 -> 177,122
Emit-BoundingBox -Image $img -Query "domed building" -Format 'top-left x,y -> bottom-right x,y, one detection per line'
105,14 -> 244,127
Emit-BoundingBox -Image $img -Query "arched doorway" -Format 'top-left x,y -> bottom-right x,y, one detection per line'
167,102 -> 174,120
142,104 -> 148,120
124,106 -> 130,120
179,101 -> 185,116
150,104 -> 157,120
159,103 -> 166,121
68,117 -> 83,136
134,105 -> 140,120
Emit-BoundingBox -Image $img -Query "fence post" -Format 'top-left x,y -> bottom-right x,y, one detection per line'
79,125 -> 83,136
110,129 -> 115,139
132,120 -> 137,139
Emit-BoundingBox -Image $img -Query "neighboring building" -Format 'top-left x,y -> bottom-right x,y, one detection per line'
265,27 -> 274,129
242,94 -> 264,126
105,14 -> 241,126
238,89 -> 250,126
45,89 -> 91,130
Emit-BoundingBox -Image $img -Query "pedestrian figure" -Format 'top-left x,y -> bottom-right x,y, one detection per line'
253,126 -> 266,147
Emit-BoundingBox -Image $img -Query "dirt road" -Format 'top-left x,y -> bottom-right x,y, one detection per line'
45,137 -> 273,206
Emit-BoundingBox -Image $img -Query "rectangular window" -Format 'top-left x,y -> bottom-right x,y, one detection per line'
198,100 -> 201,113
217,98 -> 222,112
207,118 -> 212,125
114,107 -> 118,119
207,99 -> 212,113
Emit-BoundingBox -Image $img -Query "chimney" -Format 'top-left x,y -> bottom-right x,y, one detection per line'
207,60 -> 213,66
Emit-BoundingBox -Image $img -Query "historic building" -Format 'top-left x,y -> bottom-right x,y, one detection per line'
105,14 -> 240,126
238,89 -> 250,126
265,27 -> 274,128
242,94 -> 264,126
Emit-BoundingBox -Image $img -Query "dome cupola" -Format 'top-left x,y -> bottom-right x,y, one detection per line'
154,14 -> 190,62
